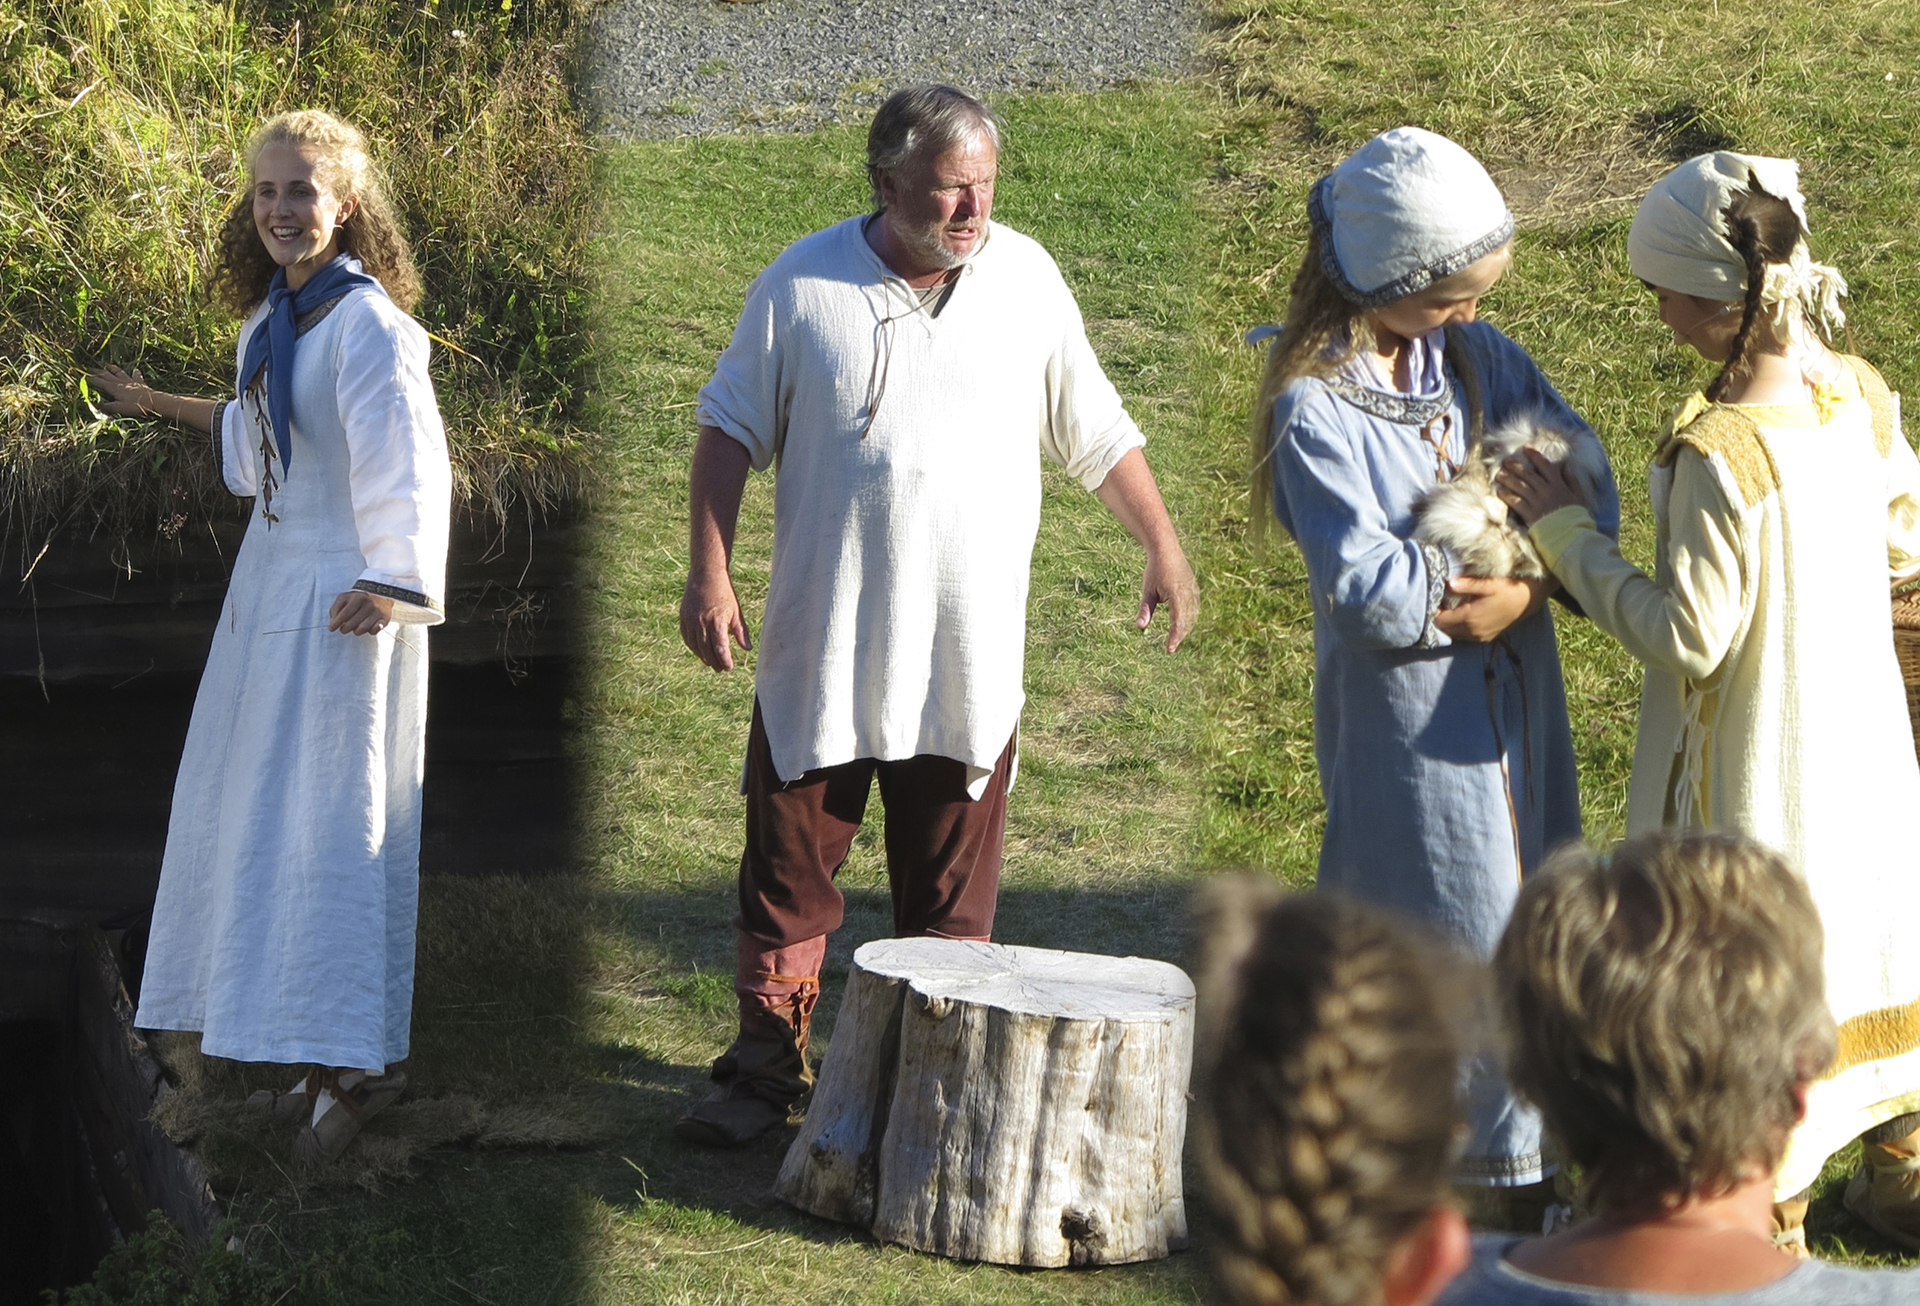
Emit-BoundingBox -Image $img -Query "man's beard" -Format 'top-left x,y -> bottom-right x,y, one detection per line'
896,214 -> 984,270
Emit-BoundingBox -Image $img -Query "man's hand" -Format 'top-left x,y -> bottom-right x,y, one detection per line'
1433,575 -> 1552,643
1139,547 -> 1199,653
1093,448 -> 1198,653
684,425 -> 754,672
329,590 -> 395,636
681,570 -> 751,671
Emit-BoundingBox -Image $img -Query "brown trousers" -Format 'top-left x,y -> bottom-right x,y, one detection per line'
735,701 -> 1014,1012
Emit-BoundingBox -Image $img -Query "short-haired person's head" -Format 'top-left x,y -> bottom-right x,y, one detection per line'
1496,830 -> 1836,1214
866,84 -> 1001,211
215,109 -> 421,315
1197,880 -> 1471,1306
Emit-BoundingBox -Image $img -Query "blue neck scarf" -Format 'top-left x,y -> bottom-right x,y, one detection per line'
238,253 -> 385,472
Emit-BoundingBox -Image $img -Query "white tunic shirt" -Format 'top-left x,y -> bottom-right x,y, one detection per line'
697,216 -> 1145,793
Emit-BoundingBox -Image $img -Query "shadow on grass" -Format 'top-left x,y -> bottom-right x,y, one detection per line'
140,869 -> 1208,1297
142,871 -> 612,1304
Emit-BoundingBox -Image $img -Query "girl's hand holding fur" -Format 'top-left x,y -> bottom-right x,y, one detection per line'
1434,575 -> 1550,642
1496,447 -> 1586,527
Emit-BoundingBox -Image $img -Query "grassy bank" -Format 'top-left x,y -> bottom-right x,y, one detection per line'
0,0 -> 594,563
1192,0 -> 1920,1259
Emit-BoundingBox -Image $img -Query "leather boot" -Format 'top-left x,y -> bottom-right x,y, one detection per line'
674,981 -> 818,1147
1846,1123 -> 1920,1249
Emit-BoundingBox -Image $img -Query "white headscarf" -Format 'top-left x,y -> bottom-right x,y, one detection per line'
1628,151 -> 1848,342
1310,127 -> 1514,307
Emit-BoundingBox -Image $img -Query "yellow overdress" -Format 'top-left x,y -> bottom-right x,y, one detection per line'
1529,360 -> 1920,1198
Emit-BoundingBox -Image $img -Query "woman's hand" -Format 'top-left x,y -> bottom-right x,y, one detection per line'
1495,448 -> 1586,527
1434,575 -> 1552,643
329,590 -> 396,636
86,364 -> 159,417
84,365 -> 219,431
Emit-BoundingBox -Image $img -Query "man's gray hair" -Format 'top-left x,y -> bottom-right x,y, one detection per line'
866,85 -> 1001,210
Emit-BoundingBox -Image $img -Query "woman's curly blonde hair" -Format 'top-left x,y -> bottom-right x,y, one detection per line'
1195,880 -> 1468,1306
214,109 -> 422,316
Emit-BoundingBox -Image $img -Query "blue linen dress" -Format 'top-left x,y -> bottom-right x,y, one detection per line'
135,280 -> 451,1072
1267,320 -> 1620,1184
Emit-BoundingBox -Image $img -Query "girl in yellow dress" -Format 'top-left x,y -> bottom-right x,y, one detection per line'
1499,151 -> 1920,1253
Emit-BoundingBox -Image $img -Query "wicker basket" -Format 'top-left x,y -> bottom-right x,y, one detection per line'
1894,590 -> 1920,767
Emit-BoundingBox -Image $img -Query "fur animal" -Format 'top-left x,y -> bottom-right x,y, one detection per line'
1412,414 -> 1608,605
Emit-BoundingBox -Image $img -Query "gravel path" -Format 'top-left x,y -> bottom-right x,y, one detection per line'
584,0 -> 1199,137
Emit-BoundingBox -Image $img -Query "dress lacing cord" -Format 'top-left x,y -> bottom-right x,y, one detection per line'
1421,411 -> 1462,483
245,385 -> 281,524
1673,686 -> 1711,826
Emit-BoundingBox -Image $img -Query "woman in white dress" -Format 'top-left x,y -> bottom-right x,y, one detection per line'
88,109 -> 452,1164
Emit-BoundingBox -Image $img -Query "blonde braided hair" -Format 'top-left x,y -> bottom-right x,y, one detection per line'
1196,881 -> 1467,1306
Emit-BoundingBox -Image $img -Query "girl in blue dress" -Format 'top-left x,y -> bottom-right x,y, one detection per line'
1253,127 -> 1620,1218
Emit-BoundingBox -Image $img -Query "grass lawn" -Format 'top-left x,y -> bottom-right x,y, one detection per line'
569,83 -> 1218,1303
112,0 -> 1920,1296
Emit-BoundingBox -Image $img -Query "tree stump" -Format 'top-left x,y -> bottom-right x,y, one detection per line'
775,937 -> 1193,1267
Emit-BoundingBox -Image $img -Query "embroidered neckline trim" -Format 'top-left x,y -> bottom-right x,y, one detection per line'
1323,375 -> 1456,425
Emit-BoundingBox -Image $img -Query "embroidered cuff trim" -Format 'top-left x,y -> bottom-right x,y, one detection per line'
210,400 -> 231,486
1417,541 -> 1449,648
352,579 -> 443,614
1454,1150 -> 1548,1181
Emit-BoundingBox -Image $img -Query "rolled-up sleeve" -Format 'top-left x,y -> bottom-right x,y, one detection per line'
220,312 -> 266,497
1531,449 -> 1745,681
695,271 -> 784,470
214,398 -> 257,497
1271,403 -> 1447,651
1038,288 -> 1145,492
336,299 -> 453,625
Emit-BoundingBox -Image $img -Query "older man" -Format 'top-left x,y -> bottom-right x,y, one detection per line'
675,84 -> 1197,1146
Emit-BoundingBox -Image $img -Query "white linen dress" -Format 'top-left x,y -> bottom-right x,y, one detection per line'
135,274 -> 452,1072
